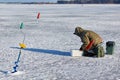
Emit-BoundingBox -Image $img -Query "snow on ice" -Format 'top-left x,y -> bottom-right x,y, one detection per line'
0,4 -> 120,80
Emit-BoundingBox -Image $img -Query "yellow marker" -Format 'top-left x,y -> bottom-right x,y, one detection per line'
19,43 -> 26,48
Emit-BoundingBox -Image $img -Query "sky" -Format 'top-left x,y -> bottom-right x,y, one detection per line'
0,0 -> 57,2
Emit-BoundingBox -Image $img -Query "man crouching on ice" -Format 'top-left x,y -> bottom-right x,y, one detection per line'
73,27 -> 105,57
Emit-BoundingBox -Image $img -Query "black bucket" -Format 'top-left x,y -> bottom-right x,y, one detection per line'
106,41 -> 115,55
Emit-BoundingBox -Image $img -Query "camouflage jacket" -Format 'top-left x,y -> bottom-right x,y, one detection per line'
74,27 -> 103,50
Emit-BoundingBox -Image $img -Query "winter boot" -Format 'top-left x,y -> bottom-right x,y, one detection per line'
93,45 -> 105,58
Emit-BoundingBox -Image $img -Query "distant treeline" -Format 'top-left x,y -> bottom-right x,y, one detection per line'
0,0 -> 120,4
0,2 -> 56,4
57,0 -> 120,4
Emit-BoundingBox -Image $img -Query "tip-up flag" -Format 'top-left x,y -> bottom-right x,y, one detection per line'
20,22 -> 24,29
19,43 -> 26,48
37,12 -> 40,19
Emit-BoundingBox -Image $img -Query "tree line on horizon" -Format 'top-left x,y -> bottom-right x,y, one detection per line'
0,0 -> 120,4
57,0 -> 120,4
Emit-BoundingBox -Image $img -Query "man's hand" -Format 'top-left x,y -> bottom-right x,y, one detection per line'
79,47 -> 83,51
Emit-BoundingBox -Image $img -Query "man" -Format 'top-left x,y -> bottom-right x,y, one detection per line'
73,27 -> 104,57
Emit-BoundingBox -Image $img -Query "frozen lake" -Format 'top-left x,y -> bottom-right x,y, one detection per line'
0,4 -> 120,80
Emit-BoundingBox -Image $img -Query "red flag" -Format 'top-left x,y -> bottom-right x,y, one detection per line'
37,12 -> 40,19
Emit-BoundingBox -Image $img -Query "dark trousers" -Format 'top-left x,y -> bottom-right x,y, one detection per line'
83,44 -> 105,57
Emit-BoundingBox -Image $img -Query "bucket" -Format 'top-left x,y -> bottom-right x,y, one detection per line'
106,41 -> 115,55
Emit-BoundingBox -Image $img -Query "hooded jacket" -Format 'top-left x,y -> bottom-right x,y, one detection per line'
74,27 -> 103,51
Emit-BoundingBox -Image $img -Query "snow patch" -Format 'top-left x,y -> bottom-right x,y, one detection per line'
10,71 -> 25,76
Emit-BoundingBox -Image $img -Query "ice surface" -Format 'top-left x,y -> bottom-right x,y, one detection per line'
10,71 -> 25,76
0,4 -> 120,80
